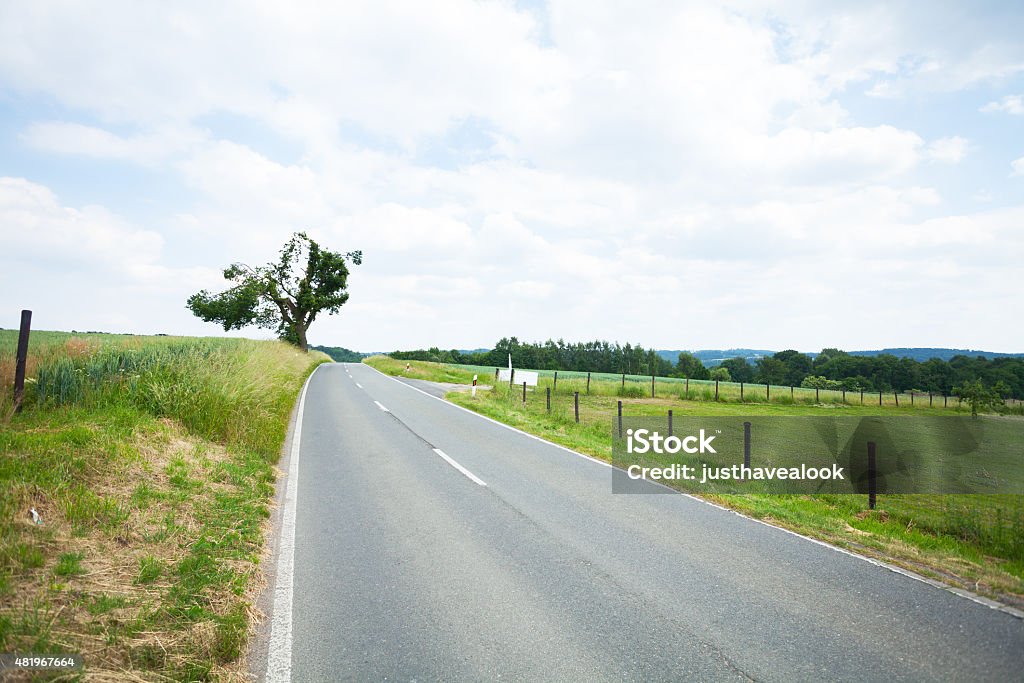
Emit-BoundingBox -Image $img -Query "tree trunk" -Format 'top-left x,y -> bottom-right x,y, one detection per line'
296,322 -> 308,352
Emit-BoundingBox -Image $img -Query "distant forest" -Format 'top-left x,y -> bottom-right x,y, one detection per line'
389,337 -> 1024,399
310,344 -> 366,362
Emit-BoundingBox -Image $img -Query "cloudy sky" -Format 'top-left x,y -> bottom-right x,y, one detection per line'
1,1 -> 1022,353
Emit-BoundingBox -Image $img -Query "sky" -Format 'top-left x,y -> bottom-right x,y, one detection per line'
1,1 -> 1022,354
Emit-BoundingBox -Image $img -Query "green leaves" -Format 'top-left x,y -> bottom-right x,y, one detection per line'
186,232 -> 360,350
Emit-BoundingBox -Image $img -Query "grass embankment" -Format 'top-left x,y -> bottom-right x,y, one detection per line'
364,354 -> 482,385
366,357 -> 1024,606
1,330 -> 328,680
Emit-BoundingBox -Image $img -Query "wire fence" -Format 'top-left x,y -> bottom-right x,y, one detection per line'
449,363 -> 1023,411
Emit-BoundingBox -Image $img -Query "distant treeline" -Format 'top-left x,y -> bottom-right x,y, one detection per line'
310,344 -> 366,362
389,338 -> 1024,399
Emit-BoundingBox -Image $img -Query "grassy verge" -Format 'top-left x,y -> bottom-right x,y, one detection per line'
364,355 -> 482,385
371,358 -> 1024,607
1,331 -> 329,680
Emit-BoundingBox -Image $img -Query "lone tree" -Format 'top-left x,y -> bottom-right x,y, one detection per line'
953,379 -> 1003,417
187,232 -> 361,352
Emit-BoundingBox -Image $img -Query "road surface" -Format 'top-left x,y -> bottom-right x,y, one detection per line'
262,362 -> 1023,681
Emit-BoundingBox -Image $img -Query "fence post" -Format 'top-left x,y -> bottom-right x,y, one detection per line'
860,388 -> 864,404
715,380 -> 719,401
13,309 -> 32,413
574,391 -> 580,423
667,409 -> 673,437
617,400 -> 622,437
766,383 -> 770,401
621,373 -> 625,389
790,386 -> 794,399
944,395 -> 947,408
815,387 -> 819,402
929,392 -> 933,407
651,374 -> 655,398
587,372 -> 591,394
685,377 -> 689,397
740,382 -> 744,401
494,367 -> 499,383
894,391 -> 899,407
546,386 -> 551,412
867,441 -> 877,510
879,390 -> 883,406
743,421 -> 751,473
910,391 -> 914,406
510,368 -> 515,388
553,371 -> 557,392
522,381 -> 527,403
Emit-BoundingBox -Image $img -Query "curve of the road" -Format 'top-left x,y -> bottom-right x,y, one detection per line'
261,362 -> 1023,682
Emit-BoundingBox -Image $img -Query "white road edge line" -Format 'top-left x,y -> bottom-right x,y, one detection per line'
361,362 -> 1024,621
374,400 -> 389,412
356,383 -> 363,389
265,363 -> 322,683
432,448 -> 487,486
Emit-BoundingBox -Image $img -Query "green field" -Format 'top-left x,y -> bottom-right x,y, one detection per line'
1,329 -> 328,680
366,356 -> 1024,605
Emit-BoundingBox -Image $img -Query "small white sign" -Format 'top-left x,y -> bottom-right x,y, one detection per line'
498,369 -> 539,386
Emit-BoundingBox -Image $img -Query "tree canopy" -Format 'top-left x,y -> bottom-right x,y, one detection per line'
187,232 -> 361,351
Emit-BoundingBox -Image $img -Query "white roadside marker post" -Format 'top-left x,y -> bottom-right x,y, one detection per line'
472,374 -> 478,398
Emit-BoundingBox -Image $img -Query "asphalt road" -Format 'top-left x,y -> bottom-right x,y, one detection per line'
275,362 -> 1023,681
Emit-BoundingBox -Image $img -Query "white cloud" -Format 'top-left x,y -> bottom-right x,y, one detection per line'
0,177 -> 163,271
2,2 -> 1024,350
22,122 -> 205,165
926,136 -> 970,164
1012,156 -> 1024,176
981,94 -> 1024,115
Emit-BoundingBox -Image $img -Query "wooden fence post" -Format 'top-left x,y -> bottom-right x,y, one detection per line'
574,392 -> 580,423
546,387 -> 551,412
586,372 -> 591,394
553,371 -> 558,392
651,374 -> 655,398
868,441 -> 877,510
13,309 -> 32,413
522,381 -> 527,403
617,400 -> 622,437
715,380 -> 719,401
743,421 -> 751,471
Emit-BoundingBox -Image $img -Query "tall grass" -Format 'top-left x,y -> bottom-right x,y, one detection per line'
6,334 -> 318,460
1,331 -> 328,679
